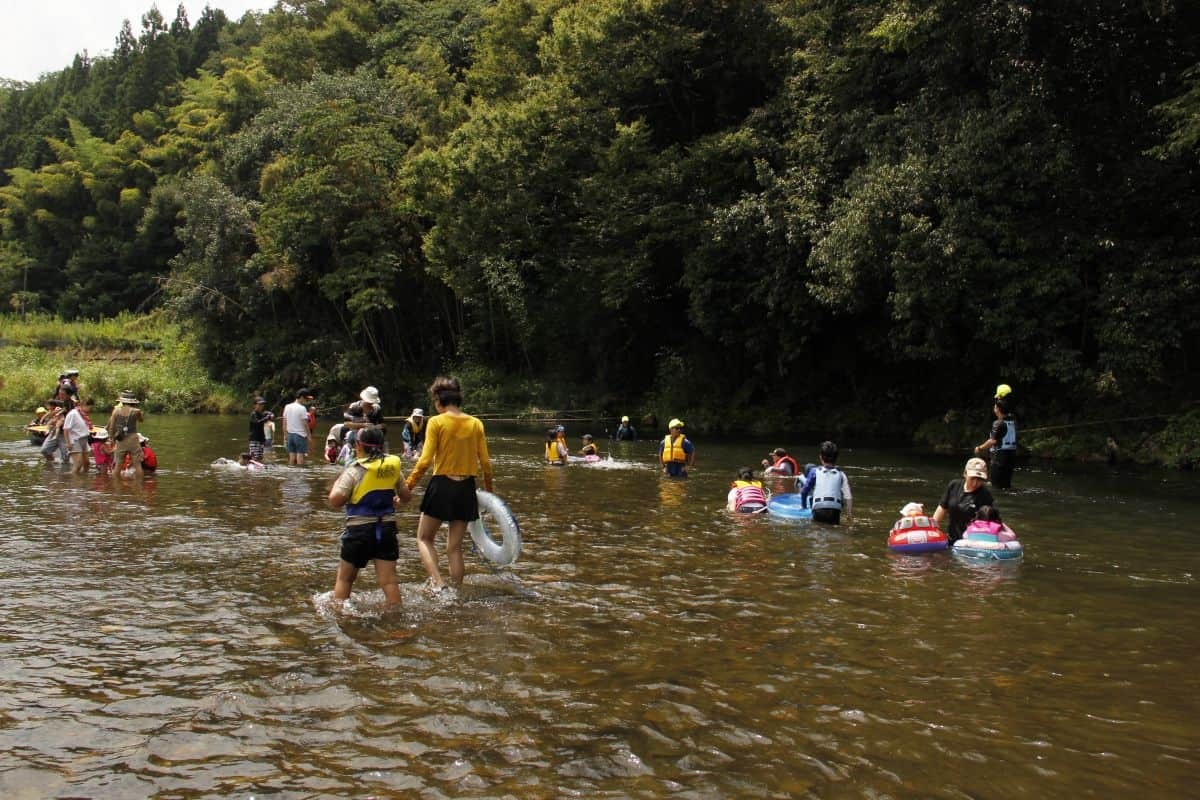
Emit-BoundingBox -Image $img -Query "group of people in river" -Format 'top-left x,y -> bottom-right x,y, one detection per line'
27,366 -> 1020,605
28,371 -> 157,478
727,384 -> 1019,544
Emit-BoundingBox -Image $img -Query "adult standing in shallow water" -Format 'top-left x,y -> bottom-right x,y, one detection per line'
405,376 -> 494,594
108,390 -> 145,479
932,457 -> 996,543
282,389 -> 311,466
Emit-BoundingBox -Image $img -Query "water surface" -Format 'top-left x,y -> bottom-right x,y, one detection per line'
1,413 -> 1197,797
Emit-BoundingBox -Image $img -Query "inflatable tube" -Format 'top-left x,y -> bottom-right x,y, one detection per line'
952,538 -> 1023,560
767,493 -> 812,520
469,489 -> 522,566
888,515 -> 949,554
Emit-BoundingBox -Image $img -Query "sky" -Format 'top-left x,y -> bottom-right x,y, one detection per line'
1,1 -> 270,83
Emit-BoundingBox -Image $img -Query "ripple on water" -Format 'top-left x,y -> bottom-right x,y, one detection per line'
2,417 -> 1200,796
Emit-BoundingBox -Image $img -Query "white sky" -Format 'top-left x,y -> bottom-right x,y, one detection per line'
1,1 -> 270,83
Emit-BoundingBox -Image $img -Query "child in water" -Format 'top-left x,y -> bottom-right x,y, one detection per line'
579,434 -> 599,457
962,505 -> 1017,542
91,429 -> 114,475
545,427 -> 567,465
727,466 -> 768,513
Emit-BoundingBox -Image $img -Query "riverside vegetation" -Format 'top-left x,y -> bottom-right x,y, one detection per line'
1,2 -> 1197,465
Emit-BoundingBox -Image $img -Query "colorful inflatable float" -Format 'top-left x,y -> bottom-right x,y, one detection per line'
887,503 -> 949,553
952,520 -> 1024,560
766,493 -> 812,520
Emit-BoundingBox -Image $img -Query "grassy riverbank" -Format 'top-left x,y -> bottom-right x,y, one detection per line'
0,312 -> 240,413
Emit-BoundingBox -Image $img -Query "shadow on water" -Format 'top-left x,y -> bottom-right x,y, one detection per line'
0,413 -> 1198,797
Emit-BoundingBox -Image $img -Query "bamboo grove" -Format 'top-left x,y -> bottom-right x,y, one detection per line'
2,0 -> 1198,437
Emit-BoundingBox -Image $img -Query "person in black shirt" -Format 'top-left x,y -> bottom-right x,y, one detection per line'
932,457 -> 996,543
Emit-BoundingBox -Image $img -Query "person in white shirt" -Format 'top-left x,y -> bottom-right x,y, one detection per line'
282,389 -> 312,466
63,396 -> 93,474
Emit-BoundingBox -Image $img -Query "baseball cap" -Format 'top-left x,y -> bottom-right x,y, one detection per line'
965,457 -> 989,480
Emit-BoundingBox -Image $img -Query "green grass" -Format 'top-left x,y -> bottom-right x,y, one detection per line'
0,311 -> 241,413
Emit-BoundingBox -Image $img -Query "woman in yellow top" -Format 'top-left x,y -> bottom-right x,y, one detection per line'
405,376 -> 494,593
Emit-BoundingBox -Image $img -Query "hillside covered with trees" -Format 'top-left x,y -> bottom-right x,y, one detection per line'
2,1 -> 1199,456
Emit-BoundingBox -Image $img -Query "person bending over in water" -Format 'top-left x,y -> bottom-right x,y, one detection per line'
328,425 -> 412,607
405,376 -> 494,595
727,467 -> 768,513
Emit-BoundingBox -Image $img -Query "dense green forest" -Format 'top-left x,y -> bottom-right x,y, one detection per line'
2,0 -> 1199,457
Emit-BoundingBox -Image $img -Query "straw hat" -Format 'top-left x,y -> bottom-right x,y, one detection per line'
359,386 -> 381,404
117,390 -> 140,405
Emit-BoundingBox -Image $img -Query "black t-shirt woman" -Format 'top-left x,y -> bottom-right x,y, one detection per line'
933,458 -> 996,542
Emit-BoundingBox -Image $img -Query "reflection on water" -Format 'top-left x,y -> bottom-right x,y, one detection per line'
0,413 -> 1198,797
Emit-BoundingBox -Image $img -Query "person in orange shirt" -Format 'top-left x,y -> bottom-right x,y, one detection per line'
405,376 -> 494,595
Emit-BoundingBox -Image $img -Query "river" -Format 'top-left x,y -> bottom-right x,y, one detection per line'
1,412 -> 1197,798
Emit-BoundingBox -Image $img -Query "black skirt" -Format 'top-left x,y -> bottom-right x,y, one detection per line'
419,475 -> 479,522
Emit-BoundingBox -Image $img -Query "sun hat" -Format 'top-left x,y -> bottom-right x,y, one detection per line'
412,408 -> 424,417
360,386 -> 381,404
65,369 -> 79,376
93,427 -> 109,440
36,406 -> 47,414
965,457 -> 989,480
117,390 -> 140,405
253,396 -> 266,404
668,418 -> 684,429
138,433 -> 149,444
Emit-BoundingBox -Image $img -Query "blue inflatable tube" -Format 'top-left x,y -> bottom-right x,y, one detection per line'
766,494 -> 812,520
952,539 -> 1023,560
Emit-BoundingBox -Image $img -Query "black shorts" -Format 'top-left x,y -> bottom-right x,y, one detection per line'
812,507 -> 841,525
419,475 -> 478,522
339,519 -> 400,568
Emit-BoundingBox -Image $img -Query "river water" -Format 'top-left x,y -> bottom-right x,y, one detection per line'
1,412 -> 1197,798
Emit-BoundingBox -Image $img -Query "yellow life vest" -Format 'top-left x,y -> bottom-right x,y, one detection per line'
545,441 -> 564,463
661,434 -> 688,464
581,442 -> 598,455
732,479 -> 764,489
347,454 -> 403,515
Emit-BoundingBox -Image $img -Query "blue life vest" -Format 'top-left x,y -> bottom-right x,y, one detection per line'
811,467 -> 844,511
999,417 -> 1017,451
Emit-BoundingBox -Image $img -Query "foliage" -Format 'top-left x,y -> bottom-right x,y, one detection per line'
0,0 -> 1198,463
0,311 -> 240,413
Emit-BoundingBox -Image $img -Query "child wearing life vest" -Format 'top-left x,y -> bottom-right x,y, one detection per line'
962,505 -> 1017,542
727,466 -> 768,513
579,434 -> 600,457
327,425 -> 413,607
799,441 -> 852,524
545,427 -> 568,465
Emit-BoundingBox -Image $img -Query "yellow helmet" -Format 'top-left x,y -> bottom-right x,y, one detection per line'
668,418 -> 684,429
994,383 -> 1012,399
